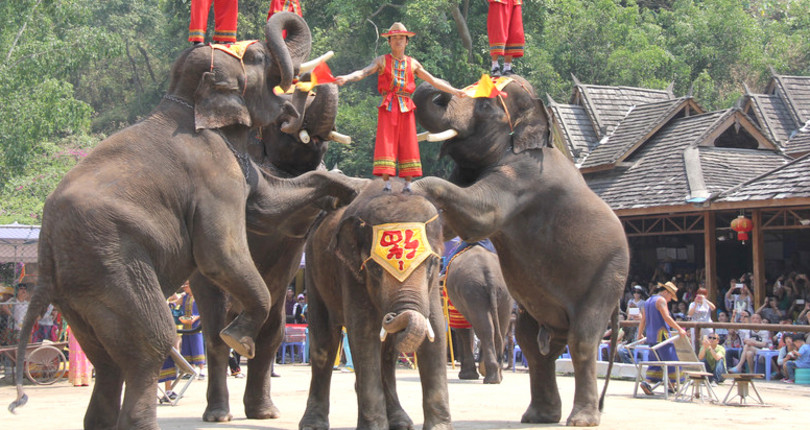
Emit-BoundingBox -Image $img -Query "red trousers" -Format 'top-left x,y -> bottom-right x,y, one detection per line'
488,0 -> 524,58
189,0 -> 238,43
374,103 -> 421,178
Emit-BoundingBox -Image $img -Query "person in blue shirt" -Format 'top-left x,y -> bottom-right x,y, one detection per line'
783,333 -> 810,383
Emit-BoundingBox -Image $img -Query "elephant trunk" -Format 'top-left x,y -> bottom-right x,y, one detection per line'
280,87 -> 309,135
304,83 -> 339,139
265,12 -> 312,92
413,82 -> 453,133
381,310 -> 428,354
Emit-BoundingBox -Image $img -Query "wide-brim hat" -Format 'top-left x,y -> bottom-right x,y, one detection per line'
0,285 -> 14,295
382,22 -> 415,38
659,281 -> 678,299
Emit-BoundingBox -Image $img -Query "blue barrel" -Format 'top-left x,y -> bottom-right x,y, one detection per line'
796,368 -> 810,385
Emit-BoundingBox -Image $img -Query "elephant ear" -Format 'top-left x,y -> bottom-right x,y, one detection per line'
510,89 -> 552,154
330,215 -> 371,282
194,71 -> 252,130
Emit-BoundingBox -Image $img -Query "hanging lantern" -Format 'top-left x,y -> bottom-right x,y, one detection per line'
731,215 -> 753,243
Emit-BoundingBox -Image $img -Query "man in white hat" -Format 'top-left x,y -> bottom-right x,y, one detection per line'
335,22 -> 466,192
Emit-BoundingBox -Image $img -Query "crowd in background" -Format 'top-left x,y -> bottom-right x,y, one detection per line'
615,268 -> 810,383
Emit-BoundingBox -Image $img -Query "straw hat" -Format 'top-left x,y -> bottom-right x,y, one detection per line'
0,285 -> 14,295
659,281 -> 678,299
381,22 -> 415,38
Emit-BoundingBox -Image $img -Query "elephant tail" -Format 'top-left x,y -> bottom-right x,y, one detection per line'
598,303 -> 620,412
9,283 -> 52,413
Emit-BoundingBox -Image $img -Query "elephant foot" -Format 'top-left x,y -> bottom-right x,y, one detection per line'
457,369 -> 479,380
219,329 -> 256,359
202,406 -> 233,422
299,413 -> 329,430
482,370 -> 502,384
521,404 -> 561,424
424,420 -> 454,430
565,406 -> 600,427
388,408 -> 414,430
245,403 -> 281,419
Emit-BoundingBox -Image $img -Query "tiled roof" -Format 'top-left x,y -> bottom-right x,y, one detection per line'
697,147 -> 790,196
580,98 -> 698,170
586,112 -> 724,210
743,94 -> 796,145
573,82 -> 673,137
786,128 -> 810,155
585,111 -> 787,211
716,153 -> 810,202
771,75 -> 810,123
547,101 -> 598,162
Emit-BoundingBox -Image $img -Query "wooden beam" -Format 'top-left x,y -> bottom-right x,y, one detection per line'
752,209 -> 765,308
704,211 -> 717,304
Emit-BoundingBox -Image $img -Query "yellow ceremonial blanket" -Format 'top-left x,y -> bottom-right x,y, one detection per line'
370,222 -> 436,283
211,40 -> 258,59
462,76 -> 513,98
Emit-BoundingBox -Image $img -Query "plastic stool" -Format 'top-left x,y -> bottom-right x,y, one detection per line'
796,368 -> 810,385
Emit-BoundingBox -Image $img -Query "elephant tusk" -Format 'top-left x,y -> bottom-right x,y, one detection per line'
299,129 -> 311,144
425,316 -> 435,342
416,131 -> 429,142
299,51 -> 335,74
328,131 -> 352,144
380,326 -> 388,342
427,129 -> 458,142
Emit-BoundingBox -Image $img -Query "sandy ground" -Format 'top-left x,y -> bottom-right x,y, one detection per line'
2,363 -> 810,429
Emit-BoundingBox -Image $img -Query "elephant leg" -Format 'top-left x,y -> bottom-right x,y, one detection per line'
243,303 -> 285,419
516,312 -> 565,425
191,276 -> 233,422
193,220 -> 271,359
70,322 -> 123,430
565,310 -> 609,427
418,296 -> 453,430
382,337 -> 413,430
475,314 -> 502,384
346,309 -> 387,429
299,290 -> 341,430
456,328 -> 479,380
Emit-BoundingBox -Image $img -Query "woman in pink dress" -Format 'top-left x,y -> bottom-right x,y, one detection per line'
67,326 -> 93,386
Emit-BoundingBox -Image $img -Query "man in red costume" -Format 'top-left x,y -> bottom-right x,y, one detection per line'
335,23 -> 465,192
189,0 -> 238,45
488,0 -> 524,76
267,0 -> 302,20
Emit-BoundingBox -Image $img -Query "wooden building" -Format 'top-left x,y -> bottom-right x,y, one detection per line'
548,72 -> 810,305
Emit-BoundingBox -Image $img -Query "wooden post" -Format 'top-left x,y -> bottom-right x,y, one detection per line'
752,209 -> 765,308
704,211 -> 717,304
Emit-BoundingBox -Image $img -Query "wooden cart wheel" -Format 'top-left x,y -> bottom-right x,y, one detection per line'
26,344 -> 67,385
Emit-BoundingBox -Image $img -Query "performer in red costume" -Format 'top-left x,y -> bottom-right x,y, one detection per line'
335,23 -> 465,192
267,0 -> 301,20
188,0 -> 238,45
487,0 -> 524,76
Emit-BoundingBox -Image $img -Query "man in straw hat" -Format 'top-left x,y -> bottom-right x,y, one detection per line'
637,281 -> 688,395
335,22 -> 465,193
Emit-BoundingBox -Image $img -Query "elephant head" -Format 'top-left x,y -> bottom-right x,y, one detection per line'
413,75 -> 551,183
165,12 -> 312,133
333,184 -> 444,354
249,82 -> 350,176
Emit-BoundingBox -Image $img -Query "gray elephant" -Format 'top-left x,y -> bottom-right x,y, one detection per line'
300,180 -> 452,430
10,13 -> 359,430
190,80 -> 352,422
413,75 -> 628,426
443,240 -> 513,384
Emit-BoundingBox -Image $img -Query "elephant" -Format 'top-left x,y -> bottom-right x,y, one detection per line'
412,74 -> 628,426
189,80 -> 353,422
9,13 -> 360,430
443,240 -> 513,384
300,179 -> 453,430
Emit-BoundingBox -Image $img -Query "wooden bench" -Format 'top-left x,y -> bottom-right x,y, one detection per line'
721,373 -> 765,405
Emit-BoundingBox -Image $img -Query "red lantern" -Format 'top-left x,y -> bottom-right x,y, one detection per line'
731,215 -> 753,242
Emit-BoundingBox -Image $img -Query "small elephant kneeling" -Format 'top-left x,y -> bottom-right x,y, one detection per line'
300,180 -> 452,430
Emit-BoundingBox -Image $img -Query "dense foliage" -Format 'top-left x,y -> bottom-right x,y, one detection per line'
1,0 -> 808,223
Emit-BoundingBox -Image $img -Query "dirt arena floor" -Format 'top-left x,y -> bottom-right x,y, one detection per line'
3,363 -> 809,429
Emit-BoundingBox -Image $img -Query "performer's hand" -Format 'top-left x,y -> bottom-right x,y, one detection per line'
335,76 -> 347,86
